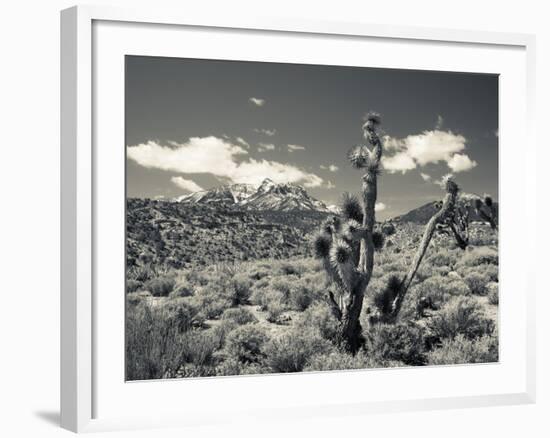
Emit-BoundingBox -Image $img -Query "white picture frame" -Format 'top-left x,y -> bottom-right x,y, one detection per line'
60,4 -> 536,433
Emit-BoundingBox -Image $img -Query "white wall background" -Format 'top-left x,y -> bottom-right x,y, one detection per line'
0,1 -> 547,437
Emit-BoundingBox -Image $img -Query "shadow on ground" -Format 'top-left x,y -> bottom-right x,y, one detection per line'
34,410 -> 60,427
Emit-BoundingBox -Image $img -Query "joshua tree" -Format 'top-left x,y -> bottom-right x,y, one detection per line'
313,113 -> 469,353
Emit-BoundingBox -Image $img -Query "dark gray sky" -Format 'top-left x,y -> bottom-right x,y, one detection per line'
126,55 -> 498,220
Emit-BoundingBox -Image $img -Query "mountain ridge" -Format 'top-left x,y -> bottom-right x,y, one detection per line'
175,178 -> 330,212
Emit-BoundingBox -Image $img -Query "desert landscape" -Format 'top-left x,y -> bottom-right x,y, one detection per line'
126,172 -> 498,380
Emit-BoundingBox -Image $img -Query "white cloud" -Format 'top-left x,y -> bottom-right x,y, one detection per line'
320,164 -> 339,172
258,143 -> 276,152
326,180 -> 335,189
171,176 -> 204,193
288,144 -> 306,152
447,153 -> 477,172
127,136 -> 323,188
235,137 -> 250,148
249,97 -> 265,107
381,130 -> 476,174
382,152 -> 416,173
375,202 -> 387,212
420,172 -> 431,182
254,128 -> 276,136
436,115 -> 444,130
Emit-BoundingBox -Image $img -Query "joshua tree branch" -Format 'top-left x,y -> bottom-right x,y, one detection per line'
388,179 -> 460,320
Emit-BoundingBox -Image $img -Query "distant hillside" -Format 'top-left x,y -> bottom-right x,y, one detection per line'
393,193 -> 499,224
126,198 -> 329,270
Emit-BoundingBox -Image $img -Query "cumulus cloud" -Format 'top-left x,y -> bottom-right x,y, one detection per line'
375,202 -> 387,212
320,164 -> 339,172
287,144 -> 306,152
382,152 -> 416,173
420,172 -> 432,182
326,180 -> 335,189
127,136 -> 323,188
254,128 -> 276,136
381,130 -> 477,173
171,176 -> 204,192
447,153 -> 477,172
249,97 -> 265,107
258,143 -> 276,152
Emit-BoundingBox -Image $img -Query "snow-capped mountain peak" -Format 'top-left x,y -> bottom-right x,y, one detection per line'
175,178 -> 329,212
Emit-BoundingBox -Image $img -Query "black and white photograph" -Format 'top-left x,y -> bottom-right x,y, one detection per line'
125,56 -> 499,380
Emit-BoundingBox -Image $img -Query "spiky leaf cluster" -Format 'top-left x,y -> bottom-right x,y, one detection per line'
362,111 -> 381,132
321,215 -> 342,235
313,233 -> 331,259
341,192 -> 363,223
372,231 -> 385,251
348,145 -> 370,169
329,239 -> 352,267
341,219 -> 364,242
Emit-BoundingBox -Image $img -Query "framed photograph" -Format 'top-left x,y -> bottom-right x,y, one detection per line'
61,5 -> 536,433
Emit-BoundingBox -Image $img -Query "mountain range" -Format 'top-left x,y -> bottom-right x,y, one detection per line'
176,178 -> 332,212
174,178 -> 497,223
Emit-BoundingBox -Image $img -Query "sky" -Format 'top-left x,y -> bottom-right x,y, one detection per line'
126,55 -> 498,220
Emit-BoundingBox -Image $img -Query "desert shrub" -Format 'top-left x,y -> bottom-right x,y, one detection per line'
296,303 -> 340,341
185,269 -> 210,287
427,334 -> 498,365
126,303 -> 186,380
129,265 -> 155,282
209,319 -> 238,349
170,279 -> 194,298
264,329 -> 334,373
415,264 -> 452,282
463,271 -> 489,295
290,285 -> 314,311
221,307 -> 258,325
266,301 -> 286,323
158,299 -> 201,332
191,286 -> 233,320
479,264 -> 499,282
371,275 -> 401,316
215,357 -> 268,376
459,247 -> 498,267
126,290 -> 151,306
145,275 -> 176,297
487,283 -> 499,305
251,287 -> 287,315
248,266 -> 270,281
270,277 -> 294,300
427,249 -> 459,268
126,279 -> 142,293
364,322 -> 427,365
399,275 -> 470,320
427,296 -> 495,342
304,350 -> 403,371
229,273 -> 253,305
279,261 -> 304,276
177,330 -> 218,368
224,325 -> 269,364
